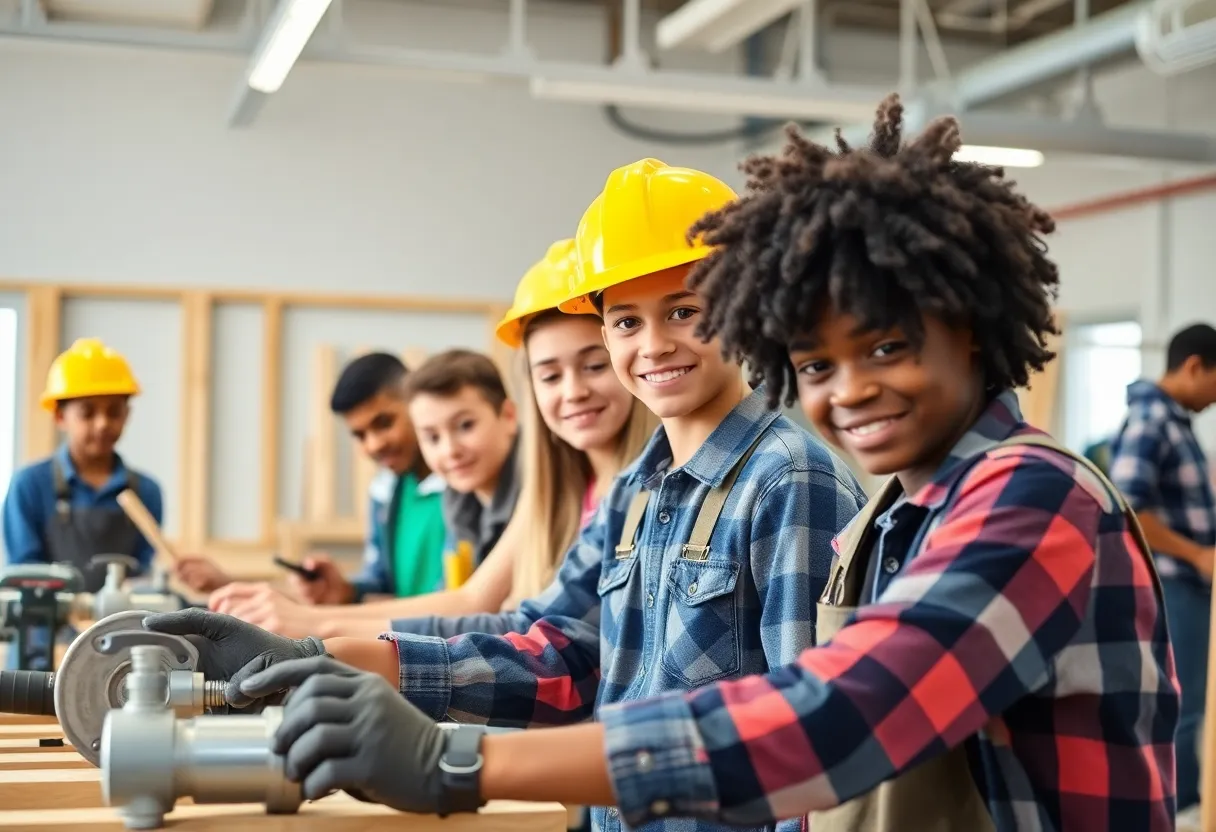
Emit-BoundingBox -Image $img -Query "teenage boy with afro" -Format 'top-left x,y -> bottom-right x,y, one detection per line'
138,95 -> 1178,831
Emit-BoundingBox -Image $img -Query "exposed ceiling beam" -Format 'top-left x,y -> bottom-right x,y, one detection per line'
530,66 -> 882,120
656,0 -> 806,53
228,0 -> 334,128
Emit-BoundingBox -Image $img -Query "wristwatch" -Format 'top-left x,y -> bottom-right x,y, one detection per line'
437,725 -> 486,817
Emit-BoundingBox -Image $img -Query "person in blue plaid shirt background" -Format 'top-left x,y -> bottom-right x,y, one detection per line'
1109,321 -> 1216,813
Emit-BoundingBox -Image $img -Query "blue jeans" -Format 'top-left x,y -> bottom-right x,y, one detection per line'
1161,576 -> 1210,810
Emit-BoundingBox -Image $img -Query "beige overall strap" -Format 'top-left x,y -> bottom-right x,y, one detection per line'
821,476 -> 904,606
614,491 -> 651,560
680,431 -> 768,562
995,434 -> 1164,589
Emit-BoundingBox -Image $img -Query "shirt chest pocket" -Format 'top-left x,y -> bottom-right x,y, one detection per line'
597,555 -> 641,631
662,559 -> 741,686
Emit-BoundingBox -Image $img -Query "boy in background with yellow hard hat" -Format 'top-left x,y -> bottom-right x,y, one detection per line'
2,338 -> 164,621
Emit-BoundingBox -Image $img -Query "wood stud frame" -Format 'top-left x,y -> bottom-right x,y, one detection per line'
0,280 -> 508,573
276,345 -> 434,563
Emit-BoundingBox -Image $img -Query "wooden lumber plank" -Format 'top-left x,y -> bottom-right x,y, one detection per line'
0,793 -> 567,830
0,280 -> 506,317
0,713 -> 59,727
1017,311 -> 1065,432
485,304 -> 517,400
306,344 -> 338,522
179,291 -> 213,549
260,297 -> 284,542
351,450 -> 377,528
0,751 -> 88,768
0,723 -> 63,736
1202,583 -> 1216,830
0,768 -> 102,810
0,739 -> 71,750
402,346 -> 429,371
23,285 -> 62,462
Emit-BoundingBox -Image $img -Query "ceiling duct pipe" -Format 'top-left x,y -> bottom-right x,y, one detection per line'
945,0 -> 1149,109
817,1 -> 1158,150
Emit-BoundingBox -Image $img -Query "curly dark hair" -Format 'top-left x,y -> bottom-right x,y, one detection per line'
686,93 -> 1061,408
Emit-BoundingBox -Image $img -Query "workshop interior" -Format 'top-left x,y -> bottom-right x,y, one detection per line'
1,0 -> 1216,830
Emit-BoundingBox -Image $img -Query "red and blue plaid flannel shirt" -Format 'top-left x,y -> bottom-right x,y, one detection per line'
599,391 -> 1179,831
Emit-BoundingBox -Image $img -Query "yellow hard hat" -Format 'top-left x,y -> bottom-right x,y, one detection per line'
40,338 -> 141,412
494,239 -> 591,348
559,159 -> 738,314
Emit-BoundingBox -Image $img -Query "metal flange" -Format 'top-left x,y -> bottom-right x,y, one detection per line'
101,644 -> 302,830
55,611 -> 202,766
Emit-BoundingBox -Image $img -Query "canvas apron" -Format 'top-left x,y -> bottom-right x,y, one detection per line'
809,434 -> 1166,832
44,458 -> 143,593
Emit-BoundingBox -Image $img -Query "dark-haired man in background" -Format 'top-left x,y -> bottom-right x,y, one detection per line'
1109,322 -> 1216,813
176,352 -> 446,606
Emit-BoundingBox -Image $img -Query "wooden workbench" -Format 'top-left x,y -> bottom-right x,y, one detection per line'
0,719 -> 569,830
0,796 -> 567,830
0,765 -> 566,829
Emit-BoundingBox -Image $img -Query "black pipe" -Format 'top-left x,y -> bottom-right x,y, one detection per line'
0,670 -> 56,716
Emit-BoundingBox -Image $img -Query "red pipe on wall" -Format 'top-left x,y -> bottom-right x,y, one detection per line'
1048,172 -> 1216,221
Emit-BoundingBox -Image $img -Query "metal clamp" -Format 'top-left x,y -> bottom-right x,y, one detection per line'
102,643 -> 302,830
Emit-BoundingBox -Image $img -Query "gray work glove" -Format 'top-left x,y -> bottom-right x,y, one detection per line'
142,608 -> 325,708
240,655 -> 459,814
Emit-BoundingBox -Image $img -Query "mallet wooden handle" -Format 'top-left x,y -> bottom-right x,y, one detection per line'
116,489 -> 178,565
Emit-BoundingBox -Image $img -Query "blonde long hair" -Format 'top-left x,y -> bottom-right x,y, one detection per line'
507,311 -> 657,605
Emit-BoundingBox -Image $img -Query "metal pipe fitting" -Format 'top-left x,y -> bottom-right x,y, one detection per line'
0,611 -> 226,767
0,561 -> 184,652
102,644 -> 301,830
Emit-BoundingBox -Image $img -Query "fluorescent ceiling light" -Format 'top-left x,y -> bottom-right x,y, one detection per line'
954,145 -> 1045,167
530,73 -> 881,123
247,0 -> 333,94
657,0 -> 805,53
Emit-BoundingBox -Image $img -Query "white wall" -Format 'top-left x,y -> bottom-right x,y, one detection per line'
0,0 -> 1214,537
1012,61 -> 1216,447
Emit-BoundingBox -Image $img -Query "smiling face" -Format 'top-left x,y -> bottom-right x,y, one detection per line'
789,310 -> 987,495
600,266 -> 738,422
525,314 -> 633,452
340,389 -> 418,476
409,385 -> 518,499
55,395 -> 130,463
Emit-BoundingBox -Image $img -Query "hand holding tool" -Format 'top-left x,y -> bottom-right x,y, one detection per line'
141,608 -> 326,708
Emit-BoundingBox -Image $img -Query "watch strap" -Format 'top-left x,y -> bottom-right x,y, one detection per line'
437,725 -> 485,816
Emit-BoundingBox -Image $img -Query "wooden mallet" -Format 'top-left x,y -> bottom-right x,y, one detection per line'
116,489 -> 179,566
